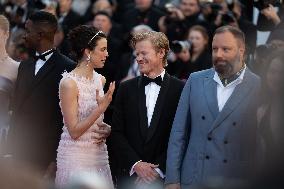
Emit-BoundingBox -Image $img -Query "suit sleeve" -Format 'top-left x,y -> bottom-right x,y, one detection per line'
110,83 -> 141,172
165,76 -> 192,184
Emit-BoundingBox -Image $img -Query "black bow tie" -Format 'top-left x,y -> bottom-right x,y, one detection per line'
33,49 -> 55,61
142,75 -> 162,86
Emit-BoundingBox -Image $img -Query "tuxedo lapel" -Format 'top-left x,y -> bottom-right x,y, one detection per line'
32,52 -> 57,88
204,70 -> 219,120
209,69 -> 254,132
138,77 -> 148,140
145,73 -> 170,143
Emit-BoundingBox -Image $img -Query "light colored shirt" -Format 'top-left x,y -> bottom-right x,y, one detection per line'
130,69 -> 166,178
145,70 -> 165,126
58,12 -> 67,24
213,66 -> 246,112
34,49 -> 54,75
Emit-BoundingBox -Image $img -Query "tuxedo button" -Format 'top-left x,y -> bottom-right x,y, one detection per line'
202,116 -> 205,120
233,122 -> 237,126
205,155 -> 210,159
223,159 -> 227,163
207,136 -> 212,141
224,140 -> 228,144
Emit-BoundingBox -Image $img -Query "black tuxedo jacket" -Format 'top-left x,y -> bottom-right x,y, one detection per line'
110,73 -> 184,175
8,50 -> 75,171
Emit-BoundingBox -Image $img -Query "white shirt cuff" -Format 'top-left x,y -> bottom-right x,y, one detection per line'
130,160 -> 165,179
130,160 -> 142,176
154,168 -> 165,178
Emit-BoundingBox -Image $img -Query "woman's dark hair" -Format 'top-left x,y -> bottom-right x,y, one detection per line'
260,48 -> 284,104
68,25 -> 106,60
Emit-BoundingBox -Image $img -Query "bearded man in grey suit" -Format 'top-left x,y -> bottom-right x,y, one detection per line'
165,25 -> 261,189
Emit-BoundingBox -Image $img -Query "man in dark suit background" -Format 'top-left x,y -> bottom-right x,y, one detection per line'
110,31 -> 184,189
121,0 -> 165,34
57,0 -> 81,36
7,11 -> 75,177
56,0 -> 82,57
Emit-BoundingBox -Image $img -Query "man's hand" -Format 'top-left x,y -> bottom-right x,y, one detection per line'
133,162 -> 159,183
261,4 -> 281,25
165,183 -> 181,189
97,122 -> 111,138
91,122 -> 111,144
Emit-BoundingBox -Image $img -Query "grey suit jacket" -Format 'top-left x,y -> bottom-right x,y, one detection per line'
165,68 -> 261,188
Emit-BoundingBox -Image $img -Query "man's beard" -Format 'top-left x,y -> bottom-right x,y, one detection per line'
213,54 -> 240,78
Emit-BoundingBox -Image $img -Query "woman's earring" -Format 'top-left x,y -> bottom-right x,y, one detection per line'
86,54 -> 91,66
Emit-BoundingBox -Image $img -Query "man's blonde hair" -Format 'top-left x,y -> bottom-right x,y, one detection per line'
131,31 -> 169,67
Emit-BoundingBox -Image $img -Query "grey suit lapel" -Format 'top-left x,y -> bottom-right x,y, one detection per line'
209,69 -> 254,132
204,69 -> 219,119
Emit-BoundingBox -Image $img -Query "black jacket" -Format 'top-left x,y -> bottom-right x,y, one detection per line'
8,50 -> 75,171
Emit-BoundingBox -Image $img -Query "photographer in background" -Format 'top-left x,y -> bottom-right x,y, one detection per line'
158,0 -> 210,42
121,0 -> 165,34
167,40 -> 192,81
187,25 -> 212,71
255,0 -> 283,31
212,0 -> 257,55
261,3 -> 284,44
167,25 -> 211,81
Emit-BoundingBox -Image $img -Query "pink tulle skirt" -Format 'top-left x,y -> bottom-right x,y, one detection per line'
55,127 -> 114,189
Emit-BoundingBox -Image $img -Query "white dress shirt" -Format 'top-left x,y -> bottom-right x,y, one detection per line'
145,70 -> 165,126
213,66 -> 246,112
130,69 -> 166,178
34,49 -> 54,75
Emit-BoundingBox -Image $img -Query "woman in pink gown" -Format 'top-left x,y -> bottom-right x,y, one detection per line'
55,25 -> 115,188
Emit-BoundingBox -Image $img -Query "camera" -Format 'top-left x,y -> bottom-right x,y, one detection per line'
221,11 -> 236,25
165,3 -> 176,14
171,40 -> 192,54
253,0 -> 280,10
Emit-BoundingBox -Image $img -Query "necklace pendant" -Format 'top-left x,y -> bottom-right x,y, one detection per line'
224,79 -> 228,87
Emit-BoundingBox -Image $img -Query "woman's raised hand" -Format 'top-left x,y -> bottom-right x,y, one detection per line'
96,81 -> 115,113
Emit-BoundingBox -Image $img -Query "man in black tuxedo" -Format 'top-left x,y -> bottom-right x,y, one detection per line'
110,31 -> 184,188
8,11 -> 75,176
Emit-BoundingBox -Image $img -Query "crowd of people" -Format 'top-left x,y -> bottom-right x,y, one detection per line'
0,0 -> 284,189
